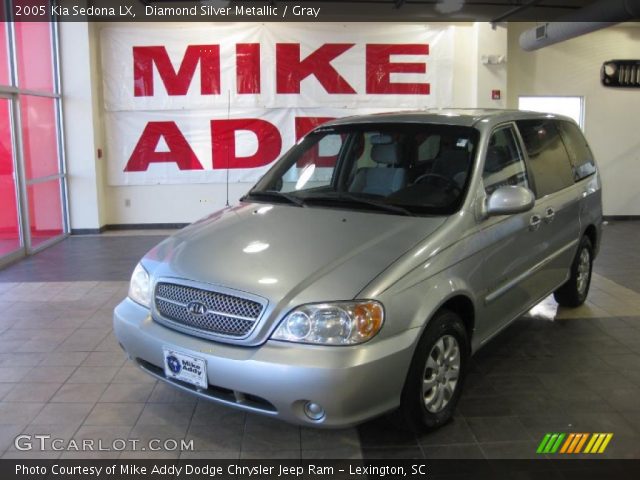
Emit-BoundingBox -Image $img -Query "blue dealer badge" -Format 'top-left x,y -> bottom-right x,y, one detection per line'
166,355 -> 181,374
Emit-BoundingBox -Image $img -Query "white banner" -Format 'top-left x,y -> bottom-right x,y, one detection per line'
102,23 -> 454,185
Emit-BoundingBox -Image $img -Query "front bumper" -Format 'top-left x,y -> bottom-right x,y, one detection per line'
113,298 -> 419,427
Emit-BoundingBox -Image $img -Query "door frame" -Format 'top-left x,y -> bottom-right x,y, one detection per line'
0,92 -> 26,268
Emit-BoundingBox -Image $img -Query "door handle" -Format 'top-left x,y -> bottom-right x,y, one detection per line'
529,214 -> 542,231
544,207 -> 555,223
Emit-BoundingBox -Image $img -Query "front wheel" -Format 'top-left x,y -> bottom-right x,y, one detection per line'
399,309 -> 469,431
554,236 -> 593,307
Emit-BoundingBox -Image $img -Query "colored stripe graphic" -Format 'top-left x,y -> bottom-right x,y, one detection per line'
537,433 -> 566,454
539,433 -> 613,454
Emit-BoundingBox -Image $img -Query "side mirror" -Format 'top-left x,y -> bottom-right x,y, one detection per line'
486,185 -> 535,216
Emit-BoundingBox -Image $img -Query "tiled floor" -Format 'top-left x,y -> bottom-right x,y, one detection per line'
0,223 -> 638,459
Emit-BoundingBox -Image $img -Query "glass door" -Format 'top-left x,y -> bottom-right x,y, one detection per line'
0,95 -> 24,265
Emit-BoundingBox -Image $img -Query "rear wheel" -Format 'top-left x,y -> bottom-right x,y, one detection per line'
399,309 -> 469,431
554,236 -> 593,307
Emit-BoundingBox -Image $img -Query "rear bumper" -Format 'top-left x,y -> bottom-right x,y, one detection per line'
113,298 -> 418,427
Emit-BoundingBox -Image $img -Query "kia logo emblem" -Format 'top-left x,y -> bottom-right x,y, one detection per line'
186,301 -> 207,316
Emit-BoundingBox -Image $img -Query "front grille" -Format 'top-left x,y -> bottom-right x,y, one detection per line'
154,282 -> 264,338
601,60 -> 640,88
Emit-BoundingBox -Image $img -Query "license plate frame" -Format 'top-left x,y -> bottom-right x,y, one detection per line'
162,348 -> 208,389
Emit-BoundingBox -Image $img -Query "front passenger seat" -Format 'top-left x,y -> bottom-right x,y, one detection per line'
349,143 -> 407,196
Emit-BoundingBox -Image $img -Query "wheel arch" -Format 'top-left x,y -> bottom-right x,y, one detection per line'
430,294 -> 475,349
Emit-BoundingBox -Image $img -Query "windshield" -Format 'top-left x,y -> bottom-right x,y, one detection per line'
246,123 -> 480,216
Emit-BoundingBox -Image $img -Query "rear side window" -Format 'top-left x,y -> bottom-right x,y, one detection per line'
516,120 -> 574,198
558,121 -> 597,181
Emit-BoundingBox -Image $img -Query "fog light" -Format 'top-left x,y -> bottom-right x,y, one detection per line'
304,402 -> 325,421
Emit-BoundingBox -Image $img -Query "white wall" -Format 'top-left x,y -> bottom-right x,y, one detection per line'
64,22 -> 509,227
507,23 -> 640,216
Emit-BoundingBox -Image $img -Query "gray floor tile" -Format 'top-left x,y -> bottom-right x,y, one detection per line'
66,366 -> 120,384
301,427 -> 360,450
0,366 -> 34,383
186,423 -> 244,451
421,443 -> 485,459
30,403 -> 94,427
242,415 -> 300,452
0,424 -> 26,451
417,417 -> 478,446
84,403 -> 145,427
4,383 -> 62,403
0,403 -> 45,425
56,329 -> 111,353
479,440 -> 541,459
0,353 -> 44,367
81,351 -> 127,367
191,401 -> 246,426
50,383 -> 106,403
112,364 -> 157,384
39,352 -> 89,367
148,383 -> 198,404
466,416 -> 533,443
27,366 -> 77,384
0,383 -> 15,400
135,403 -> 195,427
99,383 -> 154,403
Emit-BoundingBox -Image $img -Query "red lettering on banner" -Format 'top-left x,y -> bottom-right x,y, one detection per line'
124,122 -> 203,172
236,44 -> 261,94
276,44 -> 356,94
366,44 -> 430,94
133,45 -> 220,96
211,119 -> 282,169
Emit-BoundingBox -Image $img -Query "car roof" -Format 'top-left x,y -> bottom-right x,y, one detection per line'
322,109 -> 576,129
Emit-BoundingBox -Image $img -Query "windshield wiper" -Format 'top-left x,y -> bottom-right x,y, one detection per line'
243,190 -> 306,207
305,193 -> 414,216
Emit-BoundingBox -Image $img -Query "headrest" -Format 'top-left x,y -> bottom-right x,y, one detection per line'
484,146 -> 509,173
371,143 -> 401,165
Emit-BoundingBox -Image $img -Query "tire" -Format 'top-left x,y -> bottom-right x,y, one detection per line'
399,309 -> 469,431
554,236 -> 593,307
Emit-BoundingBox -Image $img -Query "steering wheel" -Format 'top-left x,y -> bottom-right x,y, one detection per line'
413,173 -> 462,194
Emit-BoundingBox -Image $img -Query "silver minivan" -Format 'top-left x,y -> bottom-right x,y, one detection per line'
114,109 -> 602,430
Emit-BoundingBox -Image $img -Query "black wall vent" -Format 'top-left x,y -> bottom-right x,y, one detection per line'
601,60 -> 640,88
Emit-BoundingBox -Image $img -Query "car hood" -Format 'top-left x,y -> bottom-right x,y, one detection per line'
143,202 -> 445,344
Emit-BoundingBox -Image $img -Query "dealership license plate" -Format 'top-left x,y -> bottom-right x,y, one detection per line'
163,348 -> 208,389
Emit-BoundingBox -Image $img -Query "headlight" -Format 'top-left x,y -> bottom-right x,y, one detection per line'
272,301 -> 384,345
129,263 -> 151,308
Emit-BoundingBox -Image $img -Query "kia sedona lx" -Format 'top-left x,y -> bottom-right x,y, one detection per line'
114,109 -> 602,430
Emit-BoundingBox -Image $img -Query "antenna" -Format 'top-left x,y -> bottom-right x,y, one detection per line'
225,90 -> 230,207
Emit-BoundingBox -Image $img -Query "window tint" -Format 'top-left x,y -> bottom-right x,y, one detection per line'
483,126 -> 528,195
558,121 -> 596,181
516,120 -> 574,197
